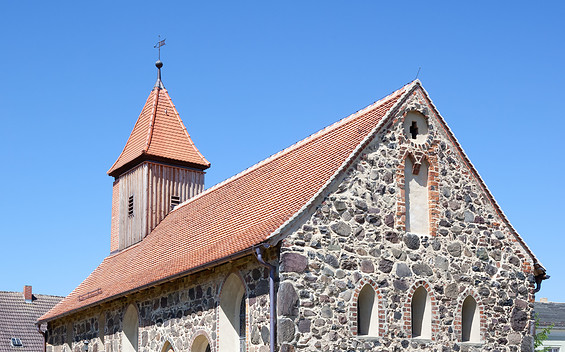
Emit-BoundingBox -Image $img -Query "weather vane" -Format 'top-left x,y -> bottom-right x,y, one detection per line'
154,35 -> 166,60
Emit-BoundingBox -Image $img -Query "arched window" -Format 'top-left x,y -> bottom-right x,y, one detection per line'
219,273 -> 246,352
462,296 -> 480,342
411,287 -> 431,339
162,341 -> 174,352
357,284 -> 378,336
122,304 -> 138,352
405,157 -> 429,235
191,335 -> 211,352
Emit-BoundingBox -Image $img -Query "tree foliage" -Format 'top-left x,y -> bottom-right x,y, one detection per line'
534,313 -> 554,351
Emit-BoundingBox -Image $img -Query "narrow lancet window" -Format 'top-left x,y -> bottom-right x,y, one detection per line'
122,304 -> 138,352
358,284 -> 379,336
405,158 -> 429,235
411,287 -> 431,339
462,296 -> 480,343
219,274 -> 246,352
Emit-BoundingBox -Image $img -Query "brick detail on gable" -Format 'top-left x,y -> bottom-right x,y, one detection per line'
453,287 -> 486,343
402,280 -> 439,341
349,277 -> 386,337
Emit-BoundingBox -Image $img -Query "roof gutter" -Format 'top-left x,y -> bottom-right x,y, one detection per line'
38,245 -> 261,324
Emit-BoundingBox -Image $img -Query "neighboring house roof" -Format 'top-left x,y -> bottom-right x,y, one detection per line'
535,302 -> 565,328
0,291 -> 62,352
40,80 -> 545,323
107,81 -> 210,177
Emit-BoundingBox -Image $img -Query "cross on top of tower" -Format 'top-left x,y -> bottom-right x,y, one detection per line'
154,35 -> 166,60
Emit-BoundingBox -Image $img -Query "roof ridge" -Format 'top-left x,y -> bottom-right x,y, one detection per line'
161,89 -> 210,166
107,91 -> 156,174
265,81 -> 417,242
143,87 -> 160,153
172,83 -> 410,213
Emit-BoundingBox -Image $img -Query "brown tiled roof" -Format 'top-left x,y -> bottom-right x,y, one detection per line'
40,82 -> 411,322
0,291 -> 62,352
107,86 -> 210,177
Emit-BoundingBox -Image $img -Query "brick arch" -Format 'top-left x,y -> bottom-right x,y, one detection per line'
454,288 -> 486,343
349,277 -> 385,337
159,337 -> 179,352
189,330 -> 215,352
402,280 -> 439,340
396,146 -> 440,236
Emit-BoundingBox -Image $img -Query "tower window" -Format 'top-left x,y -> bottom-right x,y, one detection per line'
128,195 -> 134,217
171,195 -> 181,209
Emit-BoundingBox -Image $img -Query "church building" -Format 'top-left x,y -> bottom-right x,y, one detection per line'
39,61 -> 547,352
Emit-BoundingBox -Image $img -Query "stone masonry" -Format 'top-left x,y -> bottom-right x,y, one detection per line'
277,89 -> 537,352
47,253 -> 275,352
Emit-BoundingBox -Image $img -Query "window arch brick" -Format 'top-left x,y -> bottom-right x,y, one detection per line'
402,280 -> 439,340
349,278 -> 385,337
454,288 -> 486,343
189,330 -> 215,352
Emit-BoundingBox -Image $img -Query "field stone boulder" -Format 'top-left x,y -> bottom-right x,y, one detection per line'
404,233 -> 420,250
511,308 -> 528,331
447,242 -> 462,257
278,318 -> 295,343
331,221 -> 351,237
278,282 -> 299,317
280,253 -> 308,273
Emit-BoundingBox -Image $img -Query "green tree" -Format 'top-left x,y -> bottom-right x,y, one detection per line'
534,313 -> 554,351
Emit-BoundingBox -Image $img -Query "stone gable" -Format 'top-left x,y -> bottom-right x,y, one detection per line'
277,87 -> 536,351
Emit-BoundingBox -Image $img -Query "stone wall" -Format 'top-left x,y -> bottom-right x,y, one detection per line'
47,253 -> 274,352
277,88 -> 537,352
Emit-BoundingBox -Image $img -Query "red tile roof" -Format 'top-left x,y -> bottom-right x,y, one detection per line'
40,83 -> 411,322
107,86 -> 210,177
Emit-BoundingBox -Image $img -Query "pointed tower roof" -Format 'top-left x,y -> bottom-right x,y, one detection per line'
108,61 -> 210,177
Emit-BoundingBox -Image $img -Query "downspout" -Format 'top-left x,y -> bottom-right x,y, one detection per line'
36,323 -> 46,352
534,273 -> 550,293
254,246 -> 276,352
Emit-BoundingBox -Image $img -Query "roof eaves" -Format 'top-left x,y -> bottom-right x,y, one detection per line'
37,244 -> 258,324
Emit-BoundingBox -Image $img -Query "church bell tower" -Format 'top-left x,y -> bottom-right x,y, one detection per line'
107,60 -> 210,252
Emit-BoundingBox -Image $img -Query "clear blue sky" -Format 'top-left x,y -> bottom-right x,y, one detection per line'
1,1 -> 563,302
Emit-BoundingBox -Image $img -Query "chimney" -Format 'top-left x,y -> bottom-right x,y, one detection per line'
24,285 -> 32,303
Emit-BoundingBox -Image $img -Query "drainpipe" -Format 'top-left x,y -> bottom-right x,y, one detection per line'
534,273 -> 550,293
36,323 -> 46,352
254,246 -> 276,352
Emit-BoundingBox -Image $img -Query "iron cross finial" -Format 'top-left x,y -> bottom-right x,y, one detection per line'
154,35 -> 166,60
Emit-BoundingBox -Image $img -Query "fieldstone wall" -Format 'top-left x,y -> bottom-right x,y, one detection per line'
47,253 -> 274,352
277,88 -> 537,352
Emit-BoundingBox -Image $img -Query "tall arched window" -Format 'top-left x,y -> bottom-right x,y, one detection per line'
191,335 -> 211,352
462,296 -> 480,342
122,304 -> 138,352
411,287 -> 431,339
357,284 -> 378,336
405,157 -> 429,235
219,273 -> 246,352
